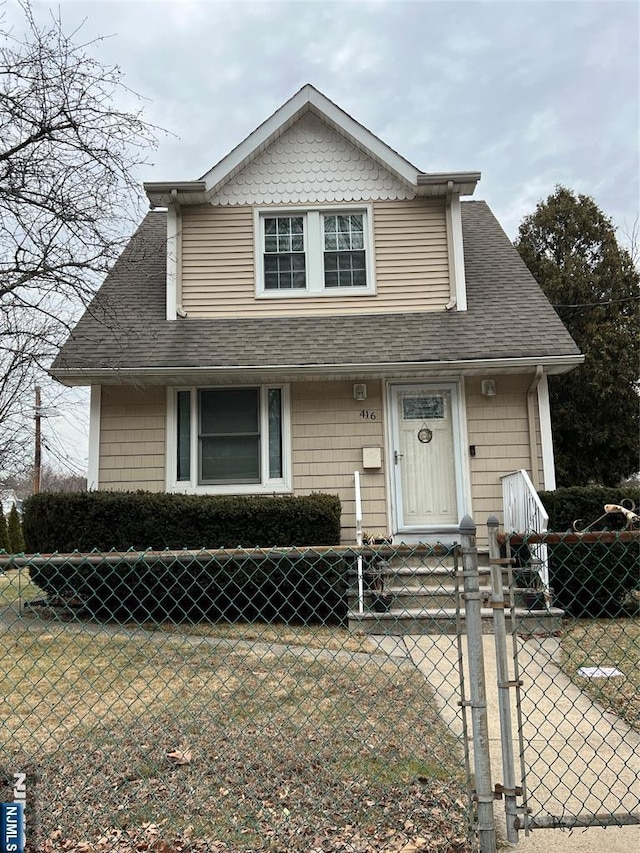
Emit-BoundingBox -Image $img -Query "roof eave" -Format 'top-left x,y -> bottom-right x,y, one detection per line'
50,354 -> 584,387
143,181 -> 208,208
416,172 -> 481,197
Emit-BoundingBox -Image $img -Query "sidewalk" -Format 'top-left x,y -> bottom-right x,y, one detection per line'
375,634 -> 640,851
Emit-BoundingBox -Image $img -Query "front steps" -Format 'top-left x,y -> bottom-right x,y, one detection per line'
347,545 -> 563,636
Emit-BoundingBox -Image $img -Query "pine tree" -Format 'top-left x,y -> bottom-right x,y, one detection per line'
7,505 -> 25,554
515,187 -> 640,486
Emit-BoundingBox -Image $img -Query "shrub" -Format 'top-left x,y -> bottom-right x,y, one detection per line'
27,549 -> 351,626
546,536 -> 638,618
7,505 -> 25,554
537,485 -> 640,618
22,491 -> 342,553
538,485 -> 640,532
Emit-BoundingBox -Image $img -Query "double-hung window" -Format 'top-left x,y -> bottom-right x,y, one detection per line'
255,206 -> 374,296
173,385 -> 289,493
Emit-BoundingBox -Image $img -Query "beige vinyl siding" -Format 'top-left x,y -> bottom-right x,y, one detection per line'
465,375 -> 544,530
291,380 -> 387,543
99,386 -> 166,491
180,199 -> 450,318
373,199 -> 450,310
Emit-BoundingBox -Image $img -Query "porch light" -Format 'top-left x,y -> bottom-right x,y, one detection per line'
353,383 -> 367,401
481,379 -> 496,397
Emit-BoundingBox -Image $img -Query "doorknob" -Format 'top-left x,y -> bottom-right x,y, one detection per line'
394,450 -> 404,465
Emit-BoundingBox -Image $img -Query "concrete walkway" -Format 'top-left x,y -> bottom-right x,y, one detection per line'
375,633 -> 640,851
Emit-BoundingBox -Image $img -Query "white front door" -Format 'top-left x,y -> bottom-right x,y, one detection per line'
391,384 -> 460,531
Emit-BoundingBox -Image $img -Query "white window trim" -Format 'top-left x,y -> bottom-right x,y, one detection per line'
254,204 -> 375,298
165,384 -> 292,495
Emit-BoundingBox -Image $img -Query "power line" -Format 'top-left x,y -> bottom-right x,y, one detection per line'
552,296 -> 639,309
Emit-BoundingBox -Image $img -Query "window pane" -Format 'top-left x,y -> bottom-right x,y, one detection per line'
268,388 -> 282,479
264,236 -> 278,253
199,388 -> 261,484
201,436 -> 260,482
324,250 -> 366,287
263,252 -> 306,289
200,389 -> 258,434
177,390 -> 191,481
264,218 -> 277,235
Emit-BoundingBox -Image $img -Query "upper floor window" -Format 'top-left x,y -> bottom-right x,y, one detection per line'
323,214 -> 366,288
255,206 -> 374,297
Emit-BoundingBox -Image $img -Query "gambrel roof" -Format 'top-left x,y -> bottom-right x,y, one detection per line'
50,201 -> 581,386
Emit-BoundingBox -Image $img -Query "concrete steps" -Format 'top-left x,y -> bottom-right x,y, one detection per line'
347,546 -> 563,636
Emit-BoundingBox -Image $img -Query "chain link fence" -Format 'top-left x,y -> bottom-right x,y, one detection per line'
0,545 -> 474,853
502,529 -> 640,832
1,526 -> 638,851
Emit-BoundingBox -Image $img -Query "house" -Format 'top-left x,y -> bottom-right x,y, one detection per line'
50,85 -> 582,546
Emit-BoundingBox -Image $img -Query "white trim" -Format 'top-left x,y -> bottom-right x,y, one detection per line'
254,205 -> 375,298
456,378 -> 473,519
166,205 -> 179,321
449,195 -> 467,311
166,384 -> 292,495
200,85 -> 419,195
537,373 -> 556,490
387,381 -> 468,534
52,354 -> 586,387
87,385 -> 101,490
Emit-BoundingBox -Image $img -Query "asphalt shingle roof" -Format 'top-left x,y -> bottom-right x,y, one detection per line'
51,201 -> 580,378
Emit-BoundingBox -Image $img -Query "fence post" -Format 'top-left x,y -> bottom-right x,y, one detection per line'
460,514 -> 496,853
488,514 -> 520,843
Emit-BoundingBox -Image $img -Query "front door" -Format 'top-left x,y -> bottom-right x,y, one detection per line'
391,385 -> 459,531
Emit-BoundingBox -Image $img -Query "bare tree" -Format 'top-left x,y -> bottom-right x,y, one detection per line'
0,1 -> 159,474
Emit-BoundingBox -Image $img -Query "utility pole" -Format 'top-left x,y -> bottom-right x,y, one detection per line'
34,385 -> 41,495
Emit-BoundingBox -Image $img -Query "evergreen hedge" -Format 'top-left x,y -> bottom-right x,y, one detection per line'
22,491 -> 342,553
538,485 -> 640,532
27,549 -> 350,625
538,485 -> 639,617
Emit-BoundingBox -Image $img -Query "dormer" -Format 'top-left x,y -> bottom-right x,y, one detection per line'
144,85 -> 480,321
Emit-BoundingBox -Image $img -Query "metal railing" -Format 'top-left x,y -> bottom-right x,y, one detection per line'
501,469 -> 549,589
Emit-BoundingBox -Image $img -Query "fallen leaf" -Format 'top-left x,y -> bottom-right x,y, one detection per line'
166,748 -> 192,765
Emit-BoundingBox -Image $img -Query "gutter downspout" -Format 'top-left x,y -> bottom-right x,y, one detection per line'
527,365 -> 544,490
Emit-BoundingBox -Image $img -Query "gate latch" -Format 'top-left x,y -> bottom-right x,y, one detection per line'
493,783 -> 523,800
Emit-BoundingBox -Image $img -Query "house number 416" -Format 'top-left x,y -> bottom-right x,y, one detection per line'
360,410 -> 377,420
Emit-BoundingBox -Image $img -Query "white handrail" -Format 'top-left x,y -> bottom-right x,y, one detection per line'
354,471 -> 364,614
500,469 -> 550,590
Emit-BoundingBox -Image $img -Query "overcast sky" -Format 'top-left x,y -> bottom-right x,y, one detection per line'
8,0 -> 639,476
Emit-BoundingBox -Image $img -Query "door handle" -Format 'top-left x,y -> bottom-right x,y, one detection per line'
394,450 -> 404,465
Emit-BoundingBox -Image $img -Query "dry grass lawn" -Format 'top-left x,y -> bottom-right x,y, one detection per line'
559,617 -> 640,729
0,620 -> 471,852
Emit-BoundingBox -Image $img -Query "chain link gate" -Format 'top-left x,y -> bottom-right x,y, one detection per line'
1,542 -> 480,853
488,522 -> 640,839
